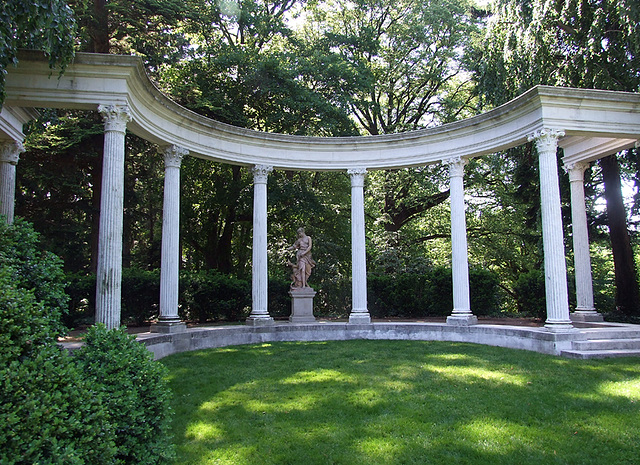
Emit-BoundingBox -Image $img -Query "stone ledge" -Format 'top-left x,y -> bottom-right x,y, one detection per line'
133,321 -> 635,360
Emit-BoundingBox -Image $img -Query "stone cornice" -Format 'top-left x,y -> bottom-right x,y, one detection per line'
4,51 -> 640,171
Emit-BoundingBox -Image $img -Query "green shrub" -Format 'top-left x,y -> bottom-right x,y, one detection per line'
121,268 -> 161,325
368,267 -> 500,318
469,268 -> 501,316
180,270 -> 250,323
0,218 -> 69,336
269,277 -> 292,318
0,269 -> 115,464
513,269 -> 546,319
75,325 -> 175,464
65,272 -> 96,327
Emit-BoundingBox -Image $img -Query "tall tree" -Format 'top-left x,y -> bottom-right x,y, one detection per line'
299,0 -> 483,263
473,0 -> 640,315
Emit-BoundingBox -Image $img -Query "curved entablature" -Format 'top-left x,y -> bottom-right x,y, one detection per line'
4,50 -> 640,170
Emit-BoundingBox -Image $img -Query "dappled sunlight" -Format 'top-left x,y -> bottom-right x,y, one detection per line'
355,436 -> 405,462
461,418 -> 536,455
280,368 -> 356,385
422,363 -> 529,386
597,378 -> 640,400
185,421 -> 224,441
346,388 -> 386,409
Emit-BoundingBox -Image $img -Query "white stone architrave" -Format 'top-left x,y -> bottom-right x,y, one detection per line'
348,168 -> 371,324
528,129 -> 574,332
247,164 -> 275,326
565,161 -> 603,322
95,104 -> 131,330
0,140 -> 24,224
153,145 -> 189,333
443,156 -> 477,326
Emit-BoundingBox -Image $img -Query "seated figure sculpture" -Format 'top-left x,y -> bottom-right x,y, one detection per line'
287,227 -> 316,289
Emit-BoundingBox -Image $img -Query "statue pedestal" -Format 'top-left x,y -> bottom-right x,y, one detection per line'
289,287 -> 317,323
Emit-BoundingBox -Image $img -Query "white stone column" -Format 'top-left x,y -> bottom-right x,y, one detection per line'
0,141 -> 24,224
565,162 -> 603,322
153,145 -> 189,333
247,164 -> 274,326
95,104 -> 131,330
348,168 -> 371,324
528,129 -> 573,331
444,157 -> 477,326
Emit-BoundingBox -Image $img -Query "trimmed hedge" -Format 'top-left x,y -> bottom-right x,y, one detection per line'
1,218 -> 174,464
75,325 -> 175,464
65,266 -> 502,325
369,267 -> 500,318
0,221 -> 116,464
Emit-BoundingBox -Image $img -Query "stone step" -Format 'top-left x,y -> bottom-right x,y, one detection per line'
579,329 -> 640,340
561,349 -> 640,359
572,338 -> 640,351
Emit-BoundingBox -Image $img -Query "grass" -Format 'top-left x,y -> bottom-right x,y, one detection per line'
161,340 -> 640,465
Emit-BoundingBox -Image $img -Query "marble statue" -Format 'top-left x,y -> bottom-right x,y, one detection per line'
287,227 -> 316,288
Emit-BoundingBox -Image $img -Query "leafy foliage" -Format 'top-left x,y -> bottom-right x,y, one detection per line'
0,221 -> 116,464
0,217 -> 70,336
75,325 -> 175,464
0,0 -> 76,104
369,267 -> 500,317
473,0 -> 640,315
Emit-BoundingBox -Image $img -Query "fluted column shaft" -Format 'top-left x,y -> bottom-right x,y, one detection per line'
95,104 -> 131,329
528,129 -> 573,331
444,157 -> 477,325
0,141 -> 24,224
566,162 -> 596,311
247,165 -> 274,325
156,145 -> 188,331
348,168 -> 371,324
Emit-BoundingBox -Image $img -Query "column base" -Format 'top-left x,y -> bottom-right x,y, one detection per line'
246,314 -> 275,326
348,312 -> 371,324
446,313 -> 478,326
544,319 -> 575,332
570,310 -> 604,322
150,319 -> 186,334
289,287 -> 317,324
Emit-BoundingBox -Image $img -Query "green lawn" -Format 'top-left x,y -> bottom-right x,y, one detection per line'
161,340 -> 640,465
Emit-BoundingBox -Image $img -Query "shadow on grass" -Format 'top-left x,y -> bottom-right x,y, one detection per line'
161,341 -> 640,465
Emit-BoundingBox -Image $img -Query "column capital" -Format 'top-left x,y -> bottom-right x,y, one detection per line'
0,141 -> 25,165
98,104 -> 132,133
252,164 -> 273,184
161,145 -> 189,168
527,128 -> 565,152
348,168 -> 367,186
442,156 -> 468,178
564,161 -> 590,181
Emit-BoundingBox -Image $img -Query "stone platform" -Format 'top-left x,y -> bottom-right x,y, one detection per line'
123,320 -> 640,360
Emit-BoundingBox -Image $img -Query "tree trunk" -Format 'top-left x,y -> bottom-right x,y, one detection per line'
600,154 -> 640,316
92,0 -> 110,53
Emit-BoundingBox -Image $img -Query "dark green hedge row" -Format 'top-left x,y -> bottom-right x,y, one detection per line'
66,266 -> 502,326
66,270 -> 293,326
368,267 -> 501,318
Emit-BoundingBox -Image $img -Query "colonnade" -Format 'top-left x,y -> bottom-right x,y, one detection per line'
0,111 -> 609,331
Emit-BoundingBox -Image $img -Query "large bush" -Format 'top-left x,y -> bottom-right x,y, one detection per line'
75,325 -> 175,464
0,218 -> 69,336
0,221 -> 116,464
